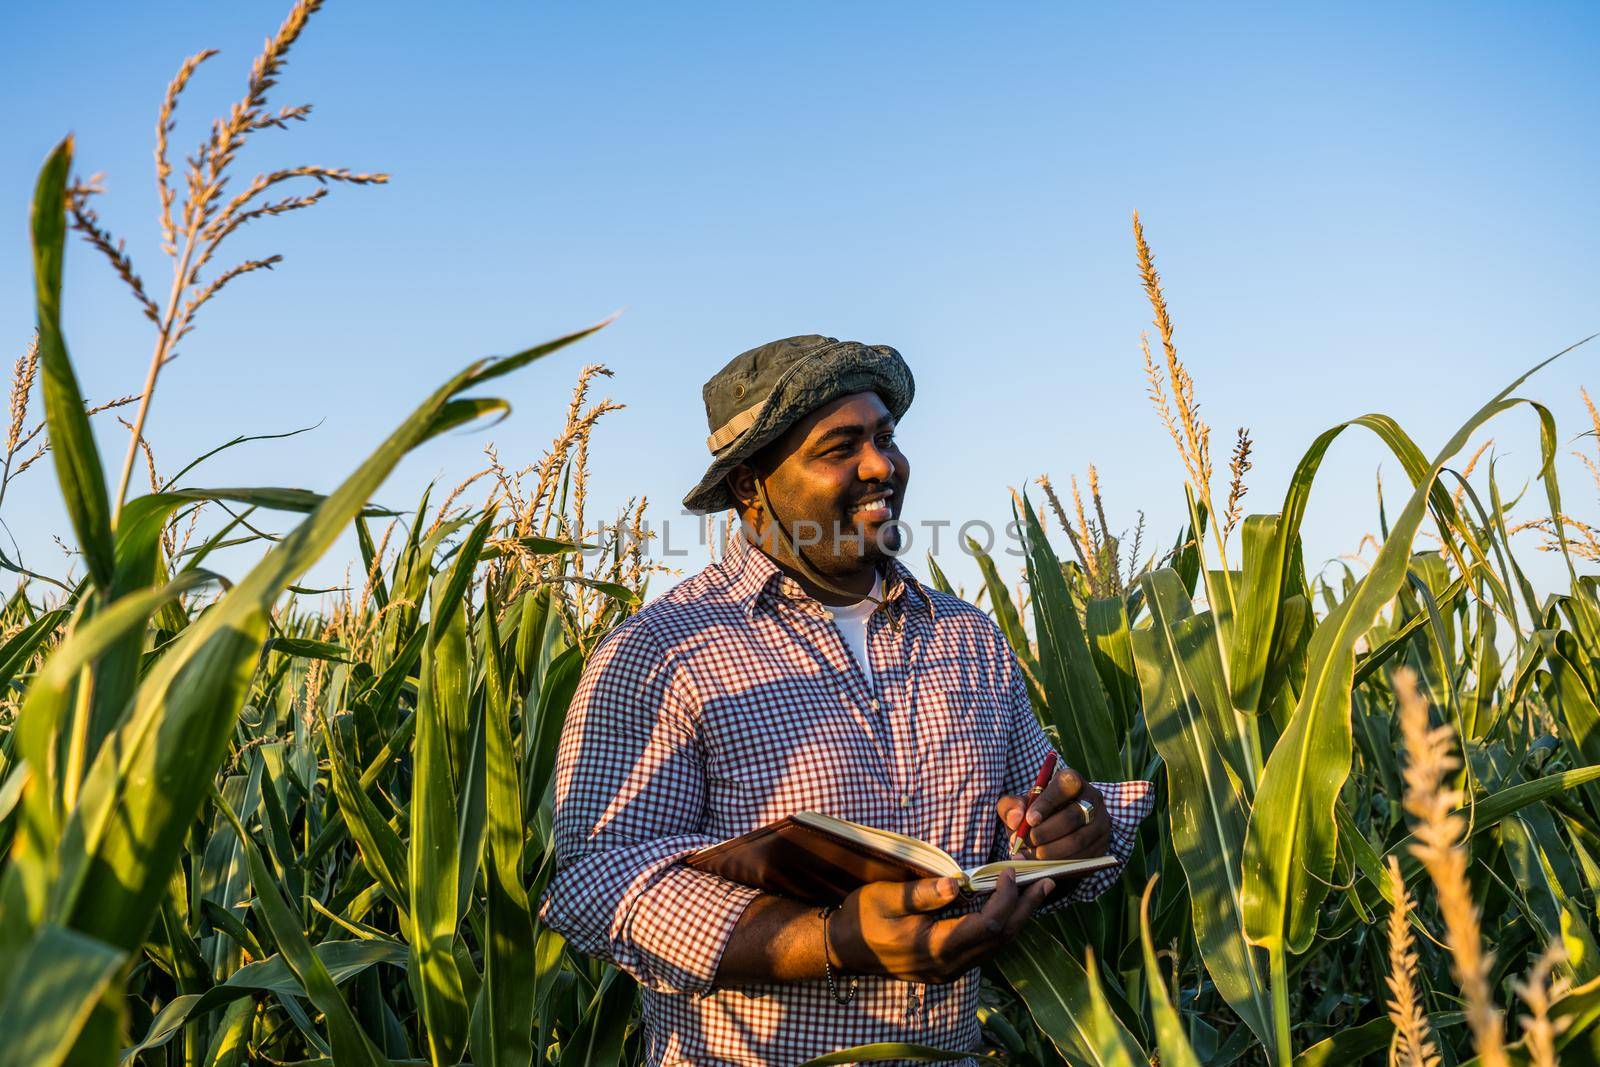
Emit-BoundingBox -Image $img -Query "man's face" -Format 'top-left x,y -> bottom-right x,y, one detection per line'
729,391 -> 911,575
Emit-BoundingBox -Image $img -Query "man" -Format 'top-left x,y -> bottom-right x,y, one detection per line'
539,335 -> 1154,1065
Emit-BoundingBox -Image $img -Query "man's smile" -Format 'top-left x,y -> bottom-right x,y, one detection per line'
847,489 -> 895,521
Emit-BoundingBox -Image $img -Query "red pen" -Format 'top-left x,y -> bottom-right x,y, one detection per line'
1007,752 -> 1058,854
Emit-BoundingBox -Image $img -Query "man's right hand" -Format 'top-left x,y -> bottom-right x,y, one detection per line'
826,868 -> 1054,984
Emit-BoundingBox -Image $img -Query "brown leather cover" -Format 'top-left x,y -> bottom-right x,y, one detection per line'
685,816 -> 945,907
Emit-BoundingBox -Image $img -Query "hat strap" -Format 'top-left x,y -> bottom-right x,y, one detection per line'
707,398 -> 766,453
753,479 -> 899,632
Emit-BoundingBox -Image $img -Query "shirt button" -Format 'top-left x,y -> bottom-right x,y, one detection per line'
900,794 -> 912,808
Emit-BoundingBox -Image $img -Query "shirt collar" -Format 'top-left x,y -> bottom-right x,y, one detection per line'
722,525 -> 936,622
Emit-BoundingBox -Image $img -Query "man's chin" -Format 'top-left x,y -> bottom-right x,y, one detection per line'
844,517 -> 902,561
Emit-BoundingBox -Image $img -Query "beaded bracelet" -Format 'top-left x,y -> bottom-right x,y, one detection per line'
818,905 -> 859,1005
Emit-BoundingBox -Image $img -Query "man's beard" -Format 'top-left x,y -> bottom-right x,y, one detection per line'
802,517 -> 900,574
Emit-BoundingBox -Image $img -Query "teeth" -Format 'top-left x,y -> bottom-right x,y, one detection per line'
851,499 -> 890,516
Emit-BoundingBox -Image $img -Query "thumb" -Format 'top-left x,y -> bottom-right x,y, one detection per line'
903,876 -> 964,914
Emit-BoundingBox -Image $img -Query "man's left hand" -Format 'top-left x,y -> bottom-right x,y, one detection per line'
996,768 -> 1111,861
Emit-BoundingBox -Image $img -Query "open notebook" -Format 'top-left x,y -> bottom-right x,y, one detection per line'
685,811 -> 1116,907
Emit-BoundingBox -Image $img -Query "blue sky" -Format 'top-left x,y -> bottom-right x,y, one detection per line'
2,2 -> 1597,605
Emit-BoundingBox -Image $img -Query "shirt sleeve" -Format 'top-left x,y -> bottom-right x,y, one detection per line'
988,643 -> 1155,909
536,616 -> 762,996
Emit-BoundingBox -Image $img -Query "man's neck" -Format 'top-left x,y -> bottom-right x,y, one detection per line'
735,512 -> 883,606
756,540 -> 880,607
781,559 -> 879,607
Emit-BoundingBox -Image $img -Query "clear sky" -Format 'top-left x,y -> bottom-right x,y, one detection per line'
2,2 -> 1597,607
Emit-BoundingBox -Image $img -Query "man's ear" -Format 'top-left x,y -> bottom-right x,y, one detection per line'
726,462 -> 760,512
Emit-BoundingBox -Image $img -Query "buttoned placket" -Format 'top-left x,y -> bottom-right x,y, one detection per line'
864,602 -> 918,821
775,579 -> 905,800
773,573 -> 932,1026
863,593 -> 931,1025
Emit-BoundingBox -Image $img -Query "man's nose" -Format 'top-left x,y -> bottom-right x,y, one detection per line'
858,441 -> 895,483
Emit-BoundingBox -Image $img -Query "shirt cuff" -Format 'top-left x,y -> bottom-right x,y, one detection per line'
615,862 -> 765,996
1044,778 -> 1156,910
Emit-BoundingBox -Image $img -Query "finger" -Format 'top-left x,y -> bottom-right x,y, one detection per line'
1002,877 -> 1056,940
997,794 -> 1028,833
899,876 -> 965,914
983,866 -> 1020,917
1028,781 -> 1105,843
1030,800 -> 1093,843
962,869 -> 1020,942
939,870 -> 1020,963
1024,767 -> 1085,829
1033,816 -> 1112,862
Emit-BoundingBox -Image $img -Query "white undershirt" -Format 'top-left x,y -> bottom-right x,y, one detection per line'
822,571 -> 882,687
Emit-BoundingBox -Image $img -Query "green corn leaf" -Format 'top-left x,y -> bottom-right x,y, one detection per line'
264,636 -> 351,663
472,597 -> 536,1067
87,490 -> 249,783
169,486 -> 397,515
1018,496 -> 1121,782
996,926 -> 1137,1066
198,764 -> 266,978
797,1044 -> 975,1066
1228,402 -> 1521,724
1082,947 -> 1147,1067
43,319 -> 605,961
422,397 -> 512,443
1351,575 -> 1468,687
0,570 -> 218,985
319,709 -> 409,913
480,535 -> 594,561
1541,630 -> 1600,769
120,939 -> 408,1061
30,137 -> 113,591
1228,515 -> 1284,713
969,536 -> 1040,678
1501,810 -> 1600,982
557,576 -> 641,608
406,516 -> 496,1064
1332,763 -> 1600,926
0,923 -> 124,1067
213,789 -> 390,1067
1134,570 -> 1276,1057
1085,596 -> 1138,739
524,645 -> 586,813
1138,878 -> 1202,1067
1291,1013 -> 1464,1066
555,965 -> 635,1067
1243,349 -> 1571,959
0,609 -> 68,695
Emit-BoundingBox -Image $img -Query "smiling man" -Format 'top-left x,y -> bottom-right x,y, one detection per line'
539,335 -> 1154,1066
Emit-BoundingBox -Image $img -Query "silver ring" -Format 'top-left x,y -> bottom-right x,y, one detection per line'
1076,797 -> 1096,824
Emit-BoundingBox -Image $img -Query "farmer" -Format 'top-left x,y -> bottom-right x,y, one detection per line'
538,335 -> 1154,1065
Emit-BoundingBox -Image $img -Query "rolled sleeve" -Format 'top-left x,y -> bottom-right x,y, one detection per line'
536,617 -> 760,995
989,645 -> 1155,909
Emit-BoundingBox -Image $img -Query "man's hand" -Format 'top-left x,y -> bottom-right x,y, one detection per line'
997,767 -> 1111,862
826,869 -> 1052,984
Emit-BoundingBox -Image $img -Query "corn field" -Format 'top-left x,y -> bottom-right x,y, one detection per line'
6,3 -> 1600,1065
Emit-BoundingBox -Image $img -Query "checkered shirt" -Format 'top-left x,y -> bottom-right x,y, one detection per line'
538,530 -> 1155,1066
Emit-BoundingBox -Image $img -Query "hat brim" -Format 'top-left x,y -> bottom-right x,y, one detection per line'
681,344 -> 914,514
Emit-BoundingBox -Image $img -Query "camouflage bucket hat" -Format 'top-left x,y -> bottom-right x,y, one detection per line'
681,334 -> 915,515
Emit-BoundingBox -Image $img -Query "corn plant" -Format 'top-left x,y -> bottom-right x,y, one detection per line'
8,4 -> 1600,1066
941,219 -> 1600,1067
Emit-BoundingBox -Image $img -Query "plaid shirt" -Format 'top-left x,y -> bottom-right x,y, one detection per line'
539,530 -> 1154,1066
